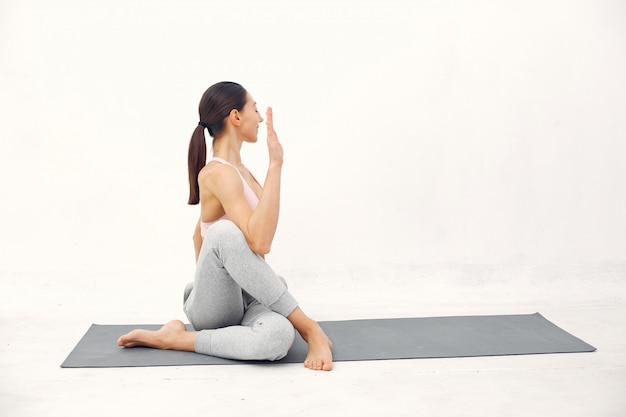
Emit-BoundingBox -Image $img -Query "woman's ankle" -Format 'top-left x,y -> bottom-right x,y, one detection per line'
287,307 -> 321,340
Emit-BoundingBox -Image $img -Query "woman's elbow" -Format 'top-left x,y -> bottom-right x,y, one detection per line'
249,240 -> 271,256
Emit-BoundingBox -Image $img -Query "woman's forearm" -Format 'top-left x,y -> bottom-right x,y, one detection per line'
246,163 -> 281,255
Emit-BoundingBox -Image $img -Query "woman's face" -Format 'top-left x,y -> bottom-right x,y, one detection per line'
239,93 -> 264,143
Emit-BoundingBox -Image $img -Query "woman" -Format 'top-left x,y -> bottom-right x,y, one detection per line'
117,82 -> 333,371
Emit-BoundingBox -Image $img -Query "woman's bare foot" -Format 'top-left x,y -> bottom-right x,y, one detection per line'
117,320 -> 196,352
302,323 -> 333,371
287,307 -> 333,371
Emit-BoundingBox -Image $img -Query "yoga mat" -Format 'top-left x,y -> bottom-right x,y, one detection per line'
60,313 -> 595,368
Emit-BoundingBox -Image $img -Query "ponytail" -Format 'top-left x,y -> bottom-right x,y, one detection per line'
187,125 -> 207,205
187,81 -> 248,204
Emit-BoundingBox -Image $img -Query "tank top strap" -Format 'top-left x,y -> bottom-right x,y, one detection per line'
210,156 -> 235,168
211,157 -> 260,186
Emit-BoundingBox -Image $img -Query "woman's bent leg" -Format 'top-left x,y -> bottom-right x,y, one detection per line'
194,220 -> 298,318
193,221 -> 331,369
195,302 -> 295,361
183,244 -> 246,330
121,220 -> 332,369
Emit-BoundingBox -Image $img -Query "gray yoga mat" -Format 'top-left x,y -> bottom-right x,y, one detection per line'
60,313 -> 595,368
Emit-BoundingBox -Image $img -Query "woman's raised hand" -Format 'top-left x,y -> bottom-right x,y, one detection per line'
266,107 -> 283,167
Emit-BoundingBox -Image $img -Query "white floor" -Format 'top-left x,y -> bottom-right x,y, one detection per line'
1,263 -> 625,417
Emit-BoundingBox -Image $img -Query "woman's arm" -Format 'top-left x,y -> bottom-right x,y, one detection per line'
244,107 -> 282,254
193,217 -> 203,262
204,108 -> 283,256
247,162 -> 281,254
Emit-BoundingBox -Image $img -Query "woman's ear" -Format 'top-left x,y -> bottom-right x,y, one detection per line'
228,109 -> 242,126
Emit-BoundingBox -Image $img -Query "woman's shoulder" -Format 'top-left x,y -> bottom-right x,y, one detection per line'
199,160 -> 241,188
200,159 -> 227,177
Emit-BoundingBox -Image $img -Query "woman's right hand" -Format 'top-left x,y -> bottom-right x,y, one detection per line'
266,107 -> 283,167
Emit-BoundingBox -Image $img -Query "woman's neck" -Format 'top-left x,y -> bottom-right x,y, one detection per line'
212,135 -> 243,166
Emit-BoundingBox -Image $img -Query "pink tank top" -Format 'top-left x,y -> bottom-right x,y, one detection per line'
200,157 -> 260,237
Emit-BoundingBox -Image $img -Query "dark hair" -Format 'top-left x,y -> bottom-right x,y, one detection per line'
187,81 -> 248,205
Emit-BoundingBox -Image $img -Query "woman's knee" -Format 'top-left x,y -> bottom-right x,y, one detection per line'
256,314 -> 295,361
207,220 -> 247,249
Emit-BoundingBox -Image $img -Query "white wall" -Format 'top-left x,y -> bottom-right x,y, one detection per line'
1,0 -> 625,277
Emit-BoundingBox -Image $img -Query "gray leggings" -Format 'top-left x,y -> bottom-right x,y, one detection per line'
183,220 -> 298,361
